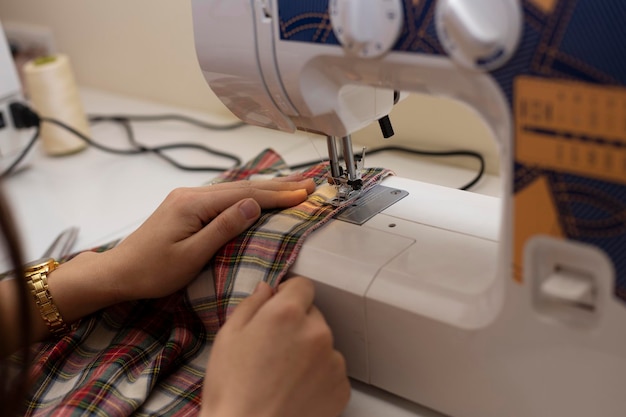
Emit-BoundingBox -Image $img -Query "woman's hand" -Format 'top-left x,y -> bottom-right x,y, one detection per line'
105,177 -> 315,302
201,277 -> 351,417
11,176 -> 314,346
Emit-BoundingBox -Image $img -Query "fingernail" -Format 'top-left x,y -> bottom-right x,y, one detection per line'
239,198 -> 260,220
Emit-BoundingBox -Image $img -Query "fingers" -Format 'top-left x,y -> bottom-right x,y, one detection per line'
330,351 -> 352,413
190,187 -> 310,224
307,305 -> 328,326
227,279 -> 318,331
271,173 -> 306,182
226,281 -> 274,328
186,198 -> 261,258
273,277 -> 316,313
168,179 -> 313,270
217,188 -> 309,210
205,178 -> 316,194
171,178 -> 315,229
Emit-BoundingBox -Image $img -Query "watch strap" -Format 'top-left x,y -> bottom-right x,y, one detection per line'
25,260 -> 70,337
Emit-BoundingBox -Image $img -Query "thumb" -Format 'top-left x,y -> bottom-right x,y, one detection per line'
192,198 -> 261,256
226,281 -> 273,328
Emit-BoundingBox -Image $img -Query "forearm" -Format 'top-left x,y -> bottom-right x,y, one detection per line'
0,179 -> 316,357
0,251 -> 122,356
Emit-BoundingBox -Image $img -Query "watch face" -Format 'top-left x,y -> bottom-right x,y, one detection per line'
24,258 -> 56,272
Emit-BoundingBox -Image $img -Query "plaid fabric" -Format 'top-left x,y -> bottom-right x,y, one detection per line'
14,149 -> 391,416
204,149 -> 392,324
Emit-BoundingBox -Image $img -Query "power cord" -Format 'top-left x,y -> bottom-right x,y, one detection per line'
4,102 -> 245,178
2,125 -> 41,178
7,102 -> 487,190
370,146 -> 485,191
288,145 -> 486,191
88,113 -> 246,131
45,116 -> 243,170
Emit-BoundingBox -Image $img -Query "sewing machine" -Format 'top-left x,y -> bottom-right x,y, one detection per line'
192,1 -> 626,416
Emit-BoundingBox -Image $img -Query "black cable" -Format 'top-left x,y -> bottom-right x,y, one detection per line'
0,126 -> 41,179
41,116 -> 243,170
88,114 -> 246,131
45,118 -> 143,155
288,145 -> 486,191
4,102 -> 245,177
88,116 -> 244,170
3,102 -> 486,189
369,146 -> 485,191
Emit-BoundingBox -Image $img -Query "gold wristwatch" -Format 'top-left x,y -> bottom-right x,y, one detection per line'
24,258 -> 70,337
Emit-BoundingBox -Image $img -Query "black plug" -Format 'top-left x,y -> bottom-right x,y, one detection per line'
9,102 -> 40,129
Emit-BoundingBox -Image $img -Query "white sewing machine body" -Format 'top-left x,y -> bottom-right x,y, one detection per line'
192,1 -> 626,416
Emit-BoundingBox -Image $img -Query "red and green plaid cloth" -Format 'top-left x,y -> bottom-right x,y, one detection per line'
11,149 -> 392,416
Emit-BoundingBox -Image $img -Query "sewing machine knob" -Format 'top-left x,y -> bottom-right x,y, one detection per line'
435,0 -> 522,71
329,0 -> 403,58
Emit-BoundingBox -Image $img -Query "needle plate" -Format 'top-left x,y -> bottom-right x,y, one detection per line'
335,185 -> 408,225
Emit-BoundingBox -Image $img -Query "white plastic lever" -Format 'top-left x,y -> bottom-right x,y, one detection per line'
540,268 -> 595,309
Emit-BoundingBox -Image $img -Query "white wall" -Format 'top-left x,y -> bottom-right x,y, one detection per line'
0,0 -> 231,116
0,0 -> 499,174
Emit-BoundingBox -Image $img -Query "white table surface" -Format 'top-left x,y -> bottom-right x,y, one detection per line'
3,87 -> 501,417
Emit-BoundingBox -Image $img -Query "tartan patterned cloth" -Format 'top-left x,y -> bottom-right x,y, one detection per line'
12,149 -> 391,416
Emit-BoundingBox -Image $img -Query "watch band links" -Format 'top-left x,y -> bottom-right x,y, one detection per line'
25,261 -> 70,337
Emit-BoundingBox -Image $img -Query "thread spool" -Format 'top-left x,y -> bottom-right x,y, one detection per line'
23,54 -> 88,156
